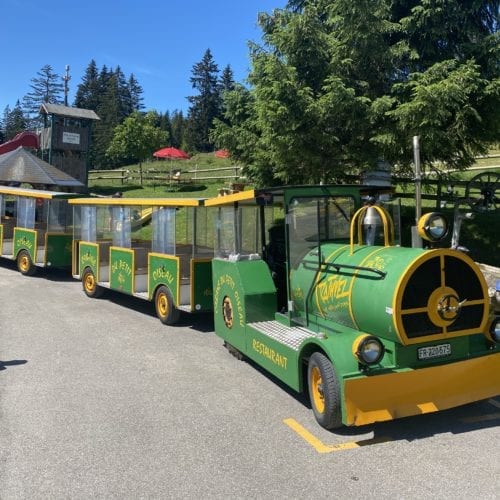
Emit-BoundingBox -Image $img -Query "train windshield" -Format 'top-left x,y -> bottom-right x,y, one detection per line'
288,196 -> 355,268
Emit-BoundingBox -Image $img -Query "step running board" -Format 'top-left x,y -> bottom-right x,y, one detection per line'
248,320 -> 320,351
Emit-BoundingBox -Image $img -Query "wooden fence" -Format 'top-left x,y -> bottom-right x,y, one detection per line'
88,165 -> 245,186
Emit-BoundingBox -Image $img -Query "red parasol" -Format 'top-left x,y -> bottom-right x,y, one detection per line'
153,147 -> 190,159
214,149 -> 230,159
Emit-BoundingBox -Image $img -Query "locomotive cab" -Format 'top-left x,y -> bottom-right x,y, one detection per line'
208,185 -> 500,430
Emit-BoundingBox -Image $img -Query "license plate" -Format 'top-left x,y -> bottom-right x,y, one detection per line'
418,343 -> 451,360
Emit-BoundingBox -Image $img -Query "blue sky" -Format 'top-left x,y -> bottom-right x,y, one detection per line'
0,0 -> 287,115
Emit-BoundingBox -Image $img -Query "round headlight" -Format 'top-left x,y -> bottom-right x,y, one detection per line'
490,317 -> 500,343
418,212 -> 449,242
353,335 -> 385,365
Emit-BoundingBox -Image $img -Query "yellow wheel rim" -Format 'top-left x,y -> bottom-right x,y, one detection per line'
157,292 -> 168,318
19,255 -> 30,272
311,366 -> 325,414
84,273 -> 96,293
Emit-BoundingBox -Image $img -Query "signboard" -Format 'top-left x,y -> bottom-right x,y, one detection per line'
62,132 -> 81,145
14,227 -> 37,258
110,247 -> 134,294
148,253 -> 179,303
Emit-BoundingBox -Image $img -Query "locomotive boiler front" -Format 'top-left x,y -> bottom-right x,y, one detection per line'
290,244 -> 489,345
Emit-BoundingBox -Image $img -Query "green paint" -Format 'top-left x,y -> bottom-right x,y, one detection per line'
79,242 -> 99,277
212,258 -> 276,353
192,259 -> 213,311
46,234 -> 72,267
14,228 -> 36,263
110,248 -> 134,294
148,254 -> 179,303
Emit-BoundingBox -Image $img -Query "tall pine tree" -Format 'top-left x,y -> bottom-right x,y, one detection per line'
22,64 -> 64,127
74,59 -> 100,110
128,74 -> 145,111
186,49 -> 221,152
3,101 -> 27,140
212,0 -> 500,184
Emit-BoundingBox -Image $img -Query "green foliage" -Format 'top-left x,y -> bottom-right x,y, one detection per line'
389,59 -> 500,169
74,61 -> 146,168
22,64 -> 64,127
2,101 -> 27,140
106,112 -> 168,166
212,0 -> 500,186
186,49 -> 222,152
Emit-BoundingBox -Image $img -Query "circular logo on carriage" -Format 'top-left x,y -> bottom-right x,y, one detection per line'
222,296 -> 233,328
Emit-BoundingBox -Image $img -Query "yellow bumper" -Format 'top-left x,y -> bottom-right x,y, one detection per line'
344,352 -> 500,426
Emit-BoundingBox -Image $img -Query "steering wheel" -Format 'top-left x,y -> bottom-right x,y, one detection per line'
465,171 -> 500,213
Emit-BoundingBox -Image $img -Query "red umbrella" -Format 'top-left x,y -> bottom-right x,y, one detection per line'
214,149 -> 230,158
153,147 -> 190,159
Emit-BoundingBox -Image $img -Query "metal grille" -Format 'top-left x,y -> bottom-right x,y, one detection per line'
401,253 -> 486,339
249,320 -> 320,351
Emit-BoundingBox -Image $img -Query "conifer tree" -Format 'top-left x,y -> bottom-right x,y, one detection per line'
170,110 -> 186,149
128,74 -> 144,111
74,59 -> 100,110
186,49 -> 221,152
213,0 -> 500,184
2,102 -> 27,140
115,66 -> 133,120
217,65 -> 235,124
22,64 -> 63,127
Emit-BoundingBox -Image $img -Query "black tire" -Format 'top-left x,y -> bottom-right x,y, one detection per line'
307,352 -> 342,430
17,250 -> 36,276
224,341 -> 245,360
82,268 -> 103,298
155,285 -> 180,325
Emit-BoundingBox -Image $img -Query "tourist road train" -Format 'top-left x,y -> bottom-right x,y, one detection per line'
0,184 -> 499,429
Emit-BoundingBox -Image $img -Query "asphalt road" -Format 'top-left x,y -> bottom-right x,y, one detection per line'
0,262 -> 499,499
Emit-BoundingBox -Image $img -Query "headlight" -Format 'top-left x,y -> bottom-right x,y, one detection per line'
418,212 -> 449,242
489,317 -> 500,343
353,335 -> 385,365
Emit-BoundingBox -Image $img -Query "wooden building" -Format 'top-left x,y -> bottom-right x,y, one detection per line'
39,104 -> 100,189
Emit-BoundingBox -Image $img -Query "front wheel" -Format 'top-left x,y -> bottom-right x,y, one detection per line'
17,250 -> 36,276
155,286 -> 180,325
82,268 -> 103,298
308,352 -> 342,430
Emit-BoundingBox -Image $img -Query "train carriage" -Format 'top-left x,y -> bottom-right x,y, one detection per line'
206,185 -> 500,429
0,185 -> 80,275
69,197 -> 213,324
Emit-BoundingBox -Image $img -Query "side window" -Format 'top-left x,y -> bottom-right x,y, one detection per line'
152,207 -> 176,254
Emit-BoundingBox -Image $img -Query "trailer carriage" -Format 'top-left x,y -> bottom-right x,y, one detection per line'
0,185 -> 79,275
69,197 -> 213,324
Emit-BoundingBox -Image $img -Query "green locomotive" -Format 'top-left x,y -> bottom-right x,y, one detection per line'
207,185 -> 500,429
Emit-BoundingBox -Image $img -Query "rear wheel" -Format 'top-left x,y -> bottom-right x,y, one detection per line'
308,352 -> 342,430
17,250 -> 36,276
155,286 -> 180,325
82,268 -> 103,298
